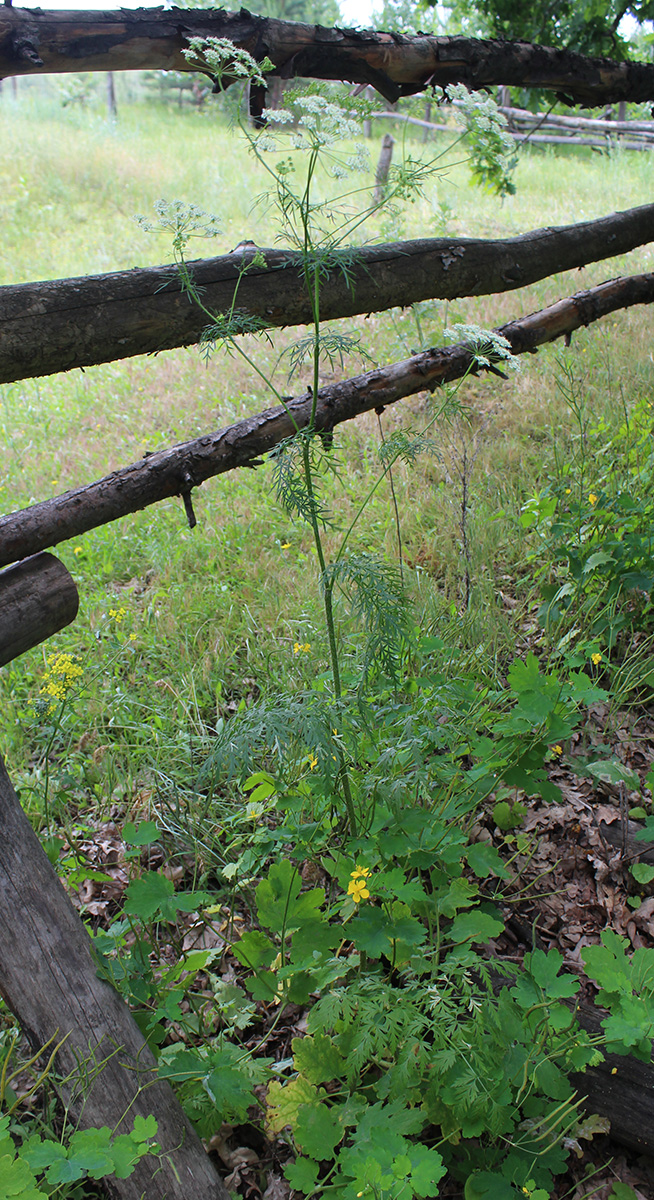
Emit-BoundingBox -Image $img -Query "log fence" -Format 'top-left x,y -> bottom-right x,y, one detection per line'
372,102 -> 654,151
3,10 -> 654,1193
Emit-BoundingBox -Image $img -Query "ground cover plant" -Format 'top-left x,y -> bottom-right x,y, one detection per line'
2,54 -> 654,1200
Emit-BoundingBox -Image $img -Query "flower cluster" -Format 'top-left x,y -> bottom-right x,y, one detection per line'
108,606 -> 127,623
40,652 -> 83,706
293,642 -> 310,654
444,323 -> 520,372
347,865 -> 371,904
262,95 -> 363,151
591,652 -> 602,666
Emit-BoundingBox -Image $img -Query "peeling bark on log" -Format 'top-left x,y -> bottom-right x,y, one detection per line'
2,8 -> 654,108
1,270 -> 653,569
3,203 -> 654,384
0,552 -> 78,667
0,754 -> 231,1200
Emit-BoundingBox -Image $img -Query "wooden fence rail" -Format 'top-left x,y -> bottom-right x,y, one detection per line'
2,8 -> 654,108
3,202 -> 654,384
2,269 -> 653,570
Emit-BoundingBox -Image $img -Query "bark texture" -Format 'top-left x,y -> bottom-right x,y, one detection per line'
2,202 -> 654,384
0,754 -> 231,1200
0,552 -> 78,666
2,8 -> 654,107
2,270 -> 653,568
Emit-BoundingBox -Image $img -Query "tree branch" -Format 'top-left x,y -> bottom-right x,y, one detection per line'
1,7 -> 654,106
3,202 -> 654,384
2,270 -> 653,568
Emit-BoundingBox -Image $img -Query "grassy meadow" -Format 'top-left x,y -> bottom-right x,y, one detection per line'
4,73 -> 654,1199
2,83 -> 653,797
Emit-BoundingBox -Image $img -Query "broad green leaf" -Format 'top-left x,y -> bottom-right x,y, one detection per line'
524,948 -> 579,999
466,842 -> 509,880
291,918 -> 339,961
586,759 -> 640,790
534,1057 -> 572,1101
256,861 -> 324,933
123,821 -> 160,846
0,1151 -> 47,1199
349,906 -> 394,957
295,1102 -> 342,1160
408,1145 -> 447,1197
284,1157 -> 320,1194
204,1058 -> 257,1122
266,1077 -> 321,1134
60,1128 -> 114,1180
631,862 -> 654,885
464,1171 -> 516,1199
124,873 -> 174,922
449,909 -> 504,945
292,1034 -> 345,1084
111,1130 -> 158,1179
583,551 -> 615,572
608,1184 -> 639,1200
433,875 -> 478,917
507,653 -> 542,694
583,933 -> 632,995
231,930 -> 277,972
21,1139 -> 68,1173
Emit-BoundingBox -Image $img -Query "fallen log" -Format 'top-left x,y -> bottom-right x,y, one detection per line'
3,202 -> 654,383
2,8 -> 654,108
2,270 -> 653,569
372,111 -> 654,151
499,104 -> 654,137
0,754 -> 231,1200
0,552 -> 78,667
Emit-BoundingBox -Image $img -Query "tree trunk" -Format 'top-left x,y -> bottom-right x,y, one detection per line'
1,8 -> 654,107
0,553 -> 79,667
1,269 -> 653,568
2,202 -> 654,384
0,754 -> 230,1200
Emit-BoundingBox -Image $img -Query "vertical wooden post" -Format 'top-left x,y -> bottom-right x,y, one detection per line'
373,132 -> 394,203
106,70 -> 117,117
0,755 -> 230,1200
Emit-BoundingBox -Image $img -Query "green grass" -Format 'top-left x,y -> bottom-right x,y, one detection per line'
2,82 -> 654,805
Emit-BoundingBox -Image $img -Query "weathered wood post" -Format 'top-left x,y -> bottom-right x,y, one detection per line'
0,555 -> 231,1200
0,552 -> 79,666
373,132 -> 394,203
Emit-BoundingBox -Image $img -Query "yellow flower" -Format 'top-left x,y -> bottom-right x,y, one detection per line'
129,633 -> 137,642
73,546 -> 83,556
551,744 -> 563,756
588,492 -> 598,505
307,752 -> 318,771
347,878 -> 370,903
293,642 -> 310,654
351,865 -> 371,879
565,488 -> 572,495
591,652 -> 602,665
108,606 -> 127,623
40,652 -> 83,706
281,542 -> 291,550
